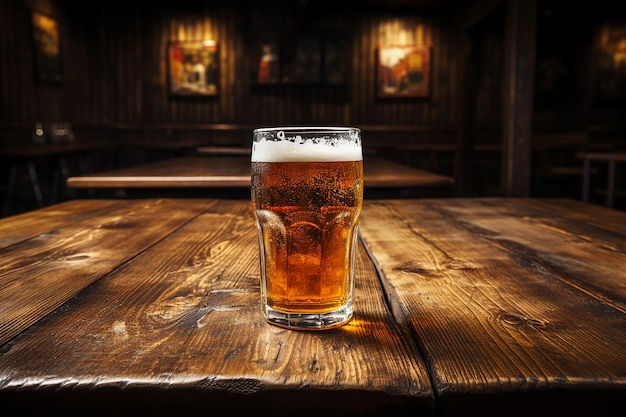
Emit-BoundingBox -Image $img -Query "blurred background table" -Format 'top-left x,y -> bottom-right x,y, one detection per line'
578,151 -> 626,208
1,141 -> 114,216
66,155 -> 454,199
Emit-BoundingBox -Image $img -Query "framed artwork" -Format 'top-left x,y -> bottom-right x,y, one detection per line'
534,56 -> 567,97
594,23 -> 626,100
281,36 -> 321,84
32,11 -> 62,83
323,36 -> 348,84
252,33 -> 348,86
256,36 -> 280,84
168,41 -> 219,96
377,45 -> 430,98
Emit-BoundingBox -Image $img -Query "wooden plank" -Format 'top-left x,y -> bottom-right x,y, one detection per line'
0,199 -> 216,346
441,198 -> 626,305
358,198 -> 626,416
196,145 -> 252,155
513,198 -> 626,234
66,156 -> 454,190
364,157 -> 454,188
0,199 -> 121,249
66,156 -> 251,188
0,199 -> 434,416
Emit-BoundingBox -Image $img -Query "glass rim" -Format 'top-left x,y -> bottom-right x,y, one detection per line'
253,126 -> 360,134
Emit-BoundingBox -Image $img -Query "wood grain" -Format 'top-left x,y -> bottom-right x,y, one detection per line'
0,199 -> 121,249
3,197 -> 625,416
0,3 -> 463,148
66,156 -> 453,190
0,199 -> 434,416
0,199 -> 216,346
358,198 -> 626,416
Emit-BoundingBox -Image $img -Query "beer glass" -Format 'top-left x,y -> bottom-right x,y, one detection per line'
251,127 -> 363,330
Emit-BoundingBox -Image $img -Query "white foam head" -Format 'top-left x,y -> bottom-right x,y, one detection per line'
251,127 -> 362,162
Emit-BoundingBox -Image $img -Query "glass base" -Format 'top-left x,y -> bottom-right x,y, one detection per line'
264,304 -> 353,330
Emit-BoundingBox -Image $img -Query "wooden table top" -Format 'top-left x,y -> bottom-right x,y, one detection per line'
66,156 -> 454,189
0,198 -> 624,416
577,151 -> 626,161
0,141 -> 114,158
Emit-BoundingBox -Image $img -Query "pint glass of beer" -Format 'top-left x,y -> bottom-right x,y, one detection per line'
251,127 -> 363,330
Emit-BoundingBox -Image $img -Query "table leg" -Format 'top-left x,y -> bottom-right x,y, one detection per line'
51,157 -> 78,203
78,153 -> 95,197
607,158 -> 616,208
27,161 -> 45,207
59,157 -> 77,200
2,163 -> 18,216
2,161 -> 45,216
582,157 -> 590,202
78,153 -> 91,175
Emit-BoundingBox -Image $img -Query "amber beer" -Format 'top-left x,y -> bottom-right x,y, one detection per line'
251,127 -> 363,330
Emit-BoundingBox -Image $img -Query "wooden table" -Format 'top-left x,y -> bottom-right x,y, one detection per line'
66,156 -> 454,197
0,198 -> 624,416
195,145 -> 253,156
578,151 -> 626,208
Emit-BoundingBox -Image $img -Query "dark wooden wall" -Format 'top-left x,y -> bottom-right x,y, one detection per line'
1,0 -> 625,202
0,0 -> 467,147
3,0 -> 625,138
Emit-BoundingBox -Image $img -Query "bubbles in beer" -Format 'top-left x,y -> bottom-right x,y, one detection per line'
251,127 -> 362,327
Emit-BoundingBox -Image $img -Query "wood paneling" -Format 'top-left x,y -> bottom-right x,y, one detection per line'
0,0 -> 462,148
4,0 -> 624,205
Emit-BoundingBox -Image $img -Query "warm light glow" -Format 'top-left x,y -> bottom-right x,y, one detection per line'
339,317 -> 367,333
378,18 -> 424,46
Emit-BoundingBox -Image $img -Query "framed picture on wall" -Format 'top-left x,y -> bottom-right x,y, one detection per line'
594,23 -> 626,100
168,41 -> 219,96
323,35 -> 349,84
377,45 -> 430,98
251,32 -> 348,86
256,35 -> 280,84
281,36 -> 321,84
32,11 -> 62,83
